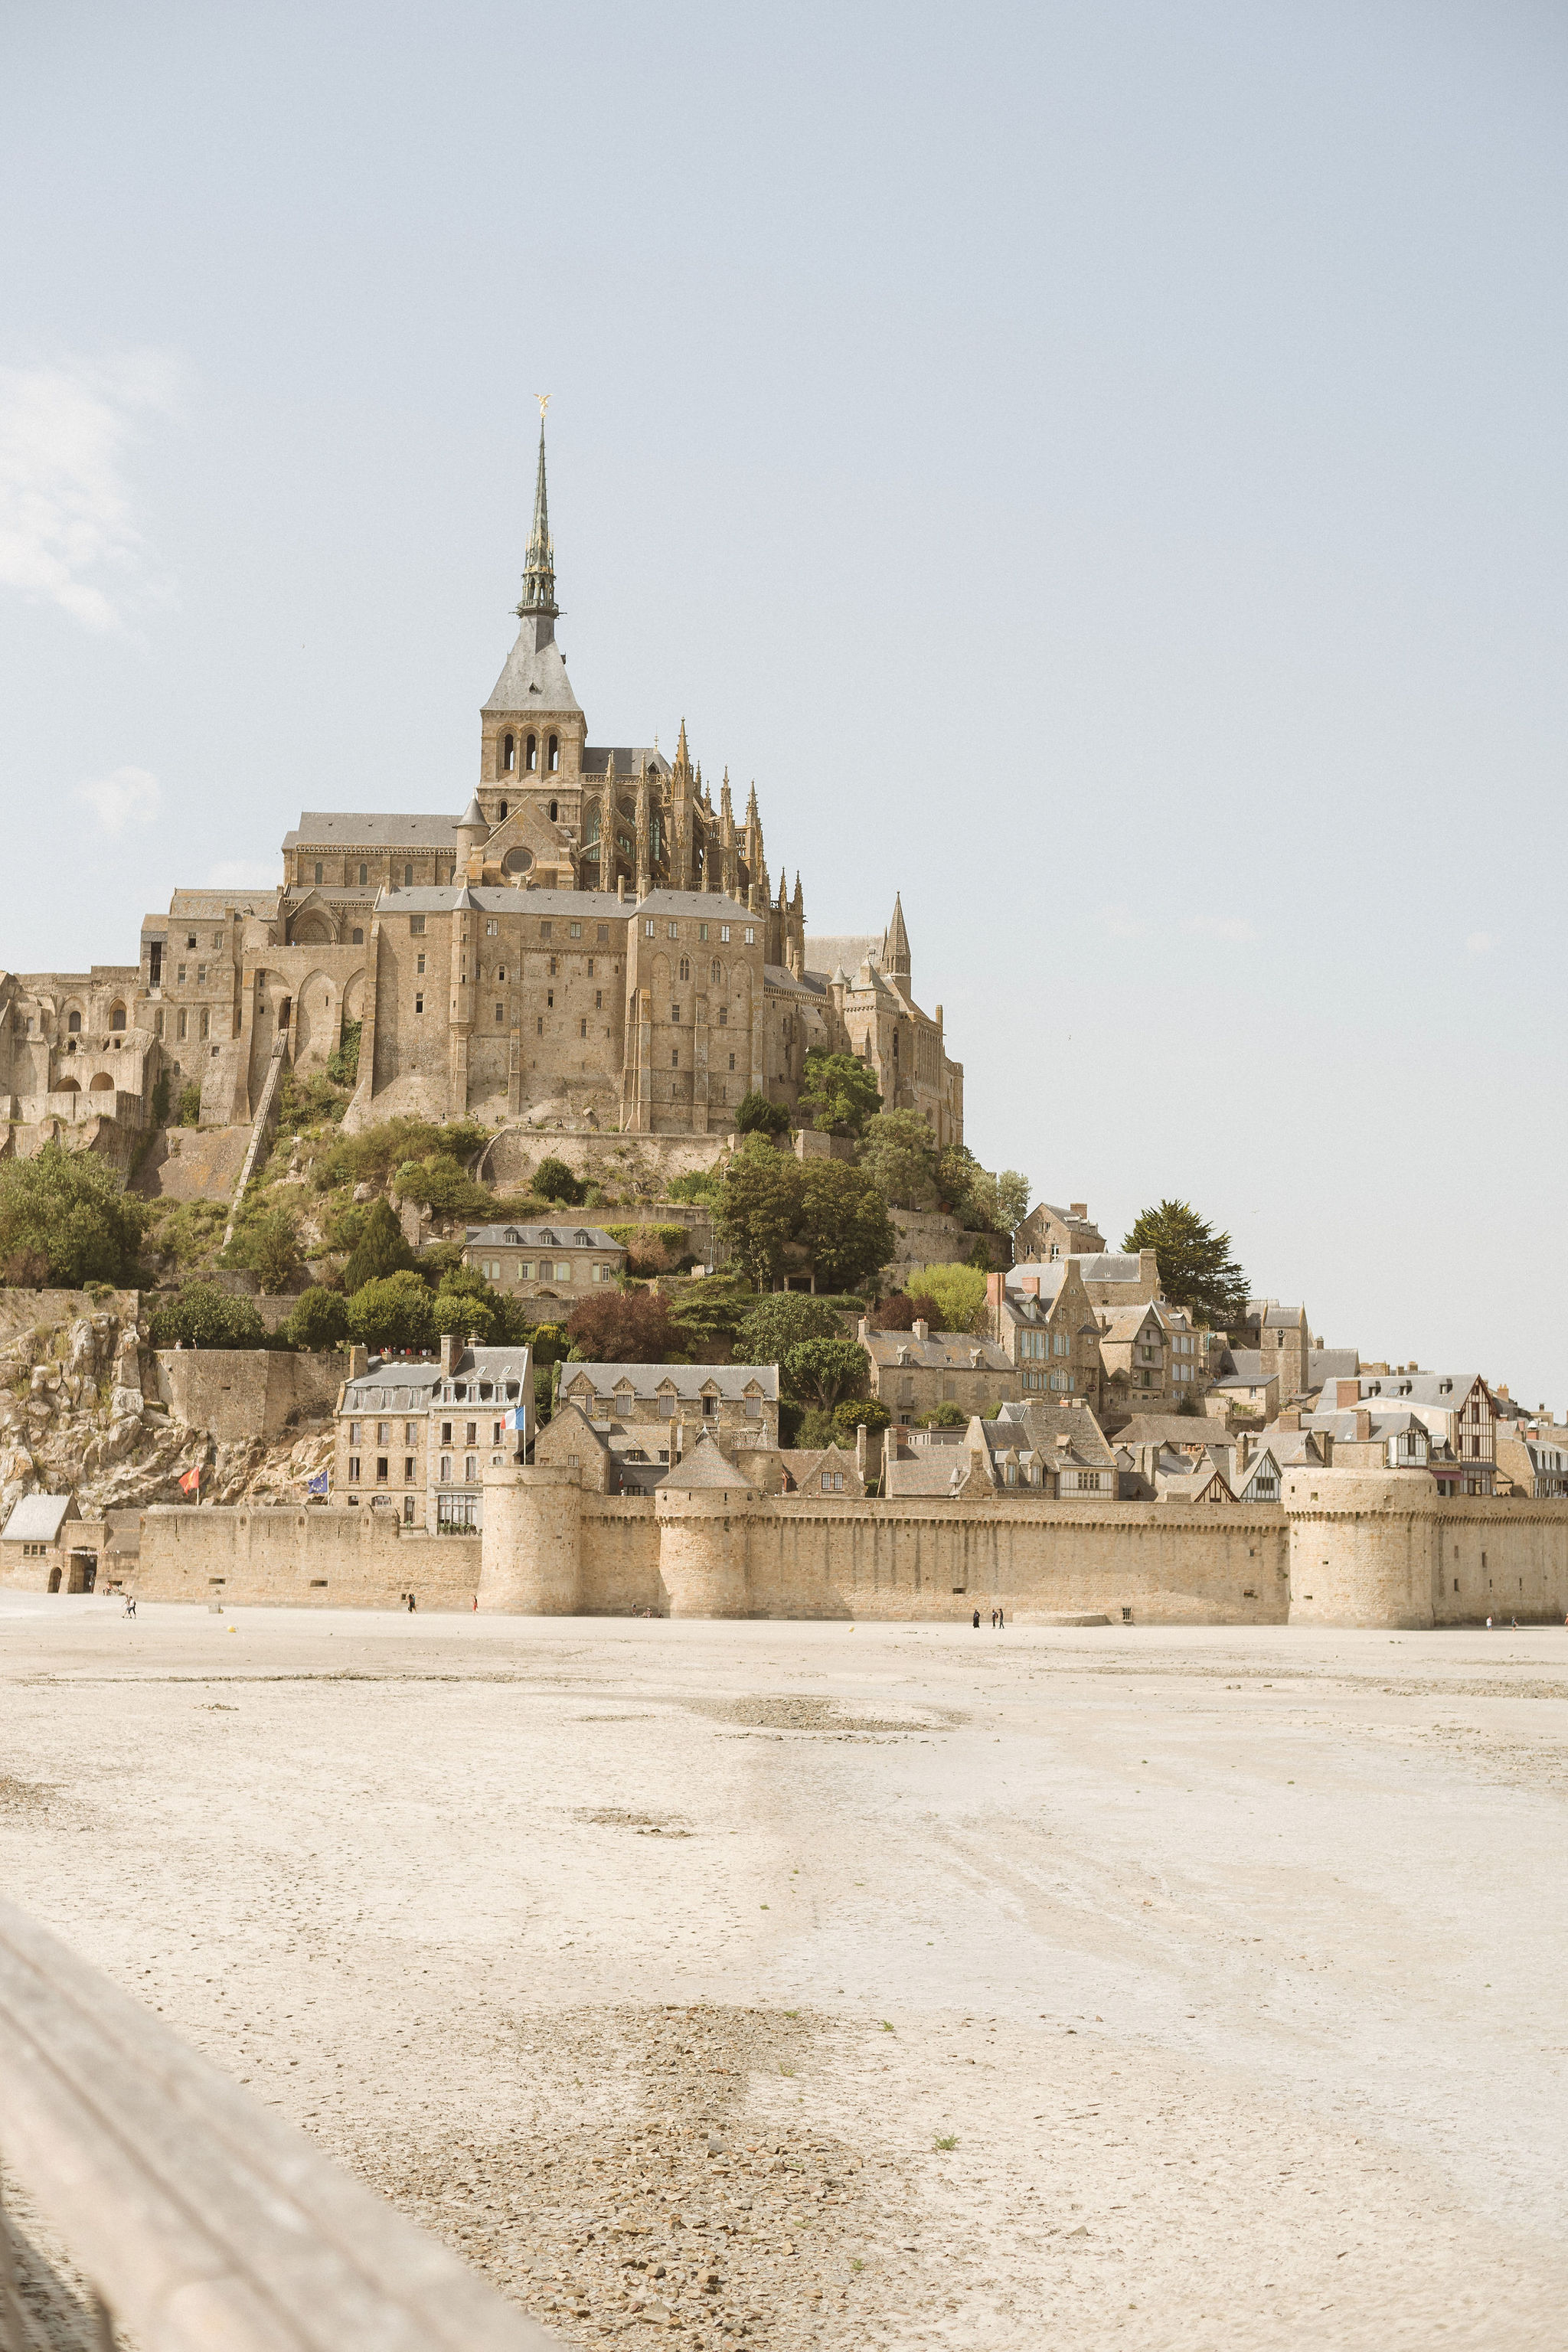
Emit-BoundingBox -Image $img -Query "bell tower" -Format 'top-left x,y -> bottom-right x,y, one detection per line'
479,400 -> 587,838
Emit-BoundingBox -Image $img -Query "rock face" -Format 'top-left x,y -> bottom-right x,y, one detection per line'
0,1298 -> 333,1521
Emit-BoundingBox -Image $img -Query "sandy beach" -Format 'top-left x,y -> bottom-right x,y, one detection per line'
3,1596 -> 1566,2350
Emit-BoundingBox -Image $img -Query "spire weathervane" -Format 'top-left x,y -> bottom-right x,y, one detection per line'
516,397 -> 559,622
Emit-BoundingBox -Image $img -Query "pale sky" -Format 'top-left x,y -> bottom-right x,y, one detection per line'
2,2 -> 1566,1404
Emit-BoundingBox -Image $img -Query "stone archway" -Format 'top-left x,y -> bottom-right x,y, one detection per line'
88,1072 -> 115,1092
292,970 -> 336,1073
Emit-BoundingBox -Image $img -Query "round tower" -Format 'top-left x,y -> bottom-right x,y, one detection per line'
655,1434 -> 754,1617
1284,1468 -> 1440,1628
478,1462 -> 582,1615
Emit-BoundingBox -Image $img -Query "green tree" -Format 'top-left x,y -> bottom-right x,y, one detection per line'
149,1282 -> 267,1349
564,1287 -> 680,1363
904,1261 -> 989,1334
832,1393 -> 890,1441
920,1401 -> 969,1429
734,1089 -> 791,1138
665,1274 -> 755,1359
346,1270 -> 436,1354
392,1156 -> 493,1215
797,1159 -> 897,1291
527,1320 -> 571,1367
793,1405 -> 838,1450
533,1155 -> 585,1205
433,1285 -> 498,1344
0,1143 -> 145,1288
227,1202 -> 302,1294
341,1198 -> 415,1292
327,1018 -> 361,1087
798,1050 -> 882,1138
177,1083 -> 202,1128
717,1138 -> 803,1291
858,1110 -> 938,1209
966,1166 -> 1031,1234
780,1335 -> 869,1413
280,1285 -> 348,1351
1122,1200 -> 1249,1329
737,1292 -> 844,1362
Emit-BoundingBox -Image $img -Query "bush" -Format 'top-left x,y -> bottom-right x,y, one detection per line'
0,1143 -> 145,1288
868,1290 -> 917,1331
793,1406 -> 838,1450
798,1050 -> 882,1138
665,1165 -> 724,1209
311,1116 -> 488,1195
735,1089 -> 790,1138
281,1285 -> 349,1351
737,1293 -> 844,1362
904,1263 -> 988,1334
341,1199 -> 416,1293
717,1137 -> 802,1291
564,1288 -> 681,1364
226,1202 -> 303,1294
275,1070 -> 350,1141
346,1270 -> 436,1354
919,1401 -> 969,1429
150,1282 -> 267,1350
328,1019 -> 361,1088
432,1284 -> 498,1345
833,1393 -> 890,1439
392,1156 -> 495,1216
533,1155 -> 585,1205
527,1320 -> 571,1367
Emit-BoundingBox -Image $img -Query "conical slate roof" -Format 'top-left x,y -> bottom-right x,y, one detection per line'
658,1432 -> 755,1493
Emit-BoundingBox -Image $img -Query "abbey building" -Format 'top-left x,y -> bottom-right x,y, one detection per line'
0,422 -> 963,1149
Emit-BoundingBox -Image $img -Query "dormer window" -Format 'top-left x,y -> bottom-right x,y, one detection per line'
503,732 -> 516,773
526,733 -> 537,773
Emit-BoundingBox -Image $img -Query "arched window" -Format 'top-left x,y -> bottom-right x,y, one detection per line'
498,800 -> 508,822
358,863 -> 368,885
548,799 -> 558,823
547,733 -> 560,773
403,862 -> 413,886
66,1009 -> 81,1034
526,733 -> 537,772
678,957 -> 690,981
710,959 -> 722,984
109,1004 -> 126,1032
503,732 -> 515,773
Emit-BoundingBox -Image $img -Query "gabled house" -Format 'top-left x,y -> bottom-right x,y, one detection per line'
1011,1199 -> 1106,1264
557,1362 -> 779,1453
985,1264 -> 1104,1408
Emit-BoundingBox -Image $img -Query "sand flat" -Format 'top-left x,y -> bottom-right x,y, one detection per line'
3,1597 -> 1567,2349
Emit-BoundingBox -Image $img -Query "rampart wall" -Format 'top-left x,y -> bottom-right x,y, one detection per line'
1284,1470 -> 1568,1627
153,1348 -> 343,1444
136,1504 -> 479,1610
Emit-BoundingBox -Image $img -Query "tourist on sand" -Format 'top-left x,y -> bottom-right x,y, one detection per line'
997,1608 -> 1005,1629
407,1592 -> 416,1613
972,1609 -> 981,1630
1486,1615 -> 1492,1628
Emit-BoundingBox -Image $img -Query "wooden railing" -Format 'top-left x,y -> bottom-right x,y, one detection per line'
0,1898 -> 558,2351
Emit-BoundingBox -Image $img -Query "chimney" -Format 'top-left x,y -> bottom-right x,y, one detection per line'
1277,1408 -> 1301,1432
347,1344 -> 368,1380
855,1422 -> 868,1479
1496,1382 -> 1510,1399
439,1332 -> 459,1375
1236,1430 -> 1251,1471
1022,1276 -> 1040,1298
1070,1203 -> 1087,1218
1354,1410 -> 1372,1440
913,1318 -> 929,1343
1334,1378 -> 1361,1410
857,1315 -> 869,1342
986,1272 -> 1005,1309
616,874 -> 626,902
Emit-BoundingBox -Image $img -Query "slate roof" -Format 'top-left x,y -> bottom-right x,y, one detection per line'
1211,1352 -> 1272,1387
580,746 -> 670,778
1098,1305 -> 1165,1342
1,1494 -> 74,1543
864,1331 -> 1012,1373
804,935 -> 881,983
465,1222 -> 622,1252
283,812 -> 463,850
1112,1413 -> 1230,1455
658,1433 -> 756,1493
562,1364 -> 779,1401
482,619 -> 583,715
990,1400 -> 1119,1468
633,890 -> 754,921
883,1451 -> 975,1498
341,1363 -> 444,1411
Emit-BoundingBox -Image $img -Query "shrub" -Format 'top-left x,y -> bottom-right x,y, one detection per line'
919,1401 -> 969,1429
226,1202 -> 303,1294
796,1159 -> 896,1292
150,1282 -> 267,1350
798,1050 -> 882,1138
346,1271 -> 436,1354
328,1018 -> 361,1088
564,1288 -> 680,1364
532,1155 -> 585,1205
311,1116 -> 488,1195
833,1393 -> 890,1439
904,1262 -> 988,1334
858,1110 -> 938,1209
341,1199 -> 415,1292
275,1070 -> 349,1141
527,1320 -> 570,1367
281,1285 -> 349,1351
392,1156 -> 495,1216
735,1089 -> 790,1138
665,1165 -> 724,1209
177,1083 -> 202,1128
793,1406 -> 838,1450
0,1143 -> 145,1288
146,1200 -> 227,1272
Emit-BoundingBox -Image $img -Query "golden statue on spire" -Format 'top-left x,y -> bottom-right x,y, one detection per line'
536,393 -> 551,420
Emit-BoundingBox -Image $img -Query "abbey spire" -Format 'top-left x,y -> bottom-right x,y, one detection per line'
515,407 -> 558,623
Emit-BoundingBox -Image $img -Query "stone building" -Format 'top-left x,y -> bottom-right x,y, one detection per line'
461,1220 -> 626,1305
985,1264 -> 1105,1409
1011,1200 -> 1105,1264
336,1334 -> 534,1531
555,1363 -> 780,1456
858,1318 -> 1018,1421
2,416 -> 963,1164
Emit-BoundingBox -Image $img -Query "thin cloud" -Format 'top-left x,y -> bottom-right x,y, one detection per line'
1465,930 -> 1496,956
1184,915 -> 1259,944
75,764 -> 162,835
0,351 -> 178,631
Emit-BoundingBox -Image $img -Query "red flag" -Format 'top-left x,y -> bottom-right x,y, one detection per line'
178,1465 -> 201,1498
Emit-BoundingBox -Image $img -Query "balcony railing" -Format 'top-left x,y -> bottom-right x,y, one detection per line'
0,1896 -> 558,2352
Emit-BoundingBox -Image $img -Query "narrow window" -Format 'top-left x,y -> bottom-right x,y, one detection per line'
358,863 -> 368,885
526,733 -> 537,772
549,798 -> 558,822
410,914 -> 425,935
678,956 -> 690,981
671,1048 -> 680,1068
404,862 -> 413,885
498,800 -> 508,821
548,734 -> 559,773
486,919 -> 498,936
503,731 -> 515,773
416,952 -> 425,975
314,861 -> 323,884
744,926 -> 755,945
594,989 -> 603,1010
67,1009 -> 81,1034
580,1017 -> 587,1037
720,925 -> 730,943
597,923 -> 609,942
415,994 -> 424,1014
496,1004 -> 505,1024
728,1052 -> 736,1071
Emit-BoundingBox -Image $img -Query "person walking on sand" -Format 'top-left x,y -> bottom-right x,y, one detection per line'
407,1592 -> 416,1613
972,1609 -> 981,1630
997,1607 -> 1005,1629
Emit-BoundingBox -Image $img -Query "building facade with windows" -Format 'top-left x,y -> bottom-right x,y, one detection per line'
461,1220 -> 626,1304
336,1337 -> 534,1531
0,416 -> 964,1153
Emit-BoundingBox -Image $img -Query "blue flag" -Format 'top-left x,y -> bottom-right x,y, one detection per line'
505,1406 -> 528,1432
305,1469 -> 329,1498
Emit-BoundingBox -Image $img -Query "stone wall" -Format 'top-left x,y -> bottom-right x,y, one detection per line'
154,1349 -> 344,1445
1284,1469 -> 1568,1627
137,1502 -> 479,1609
